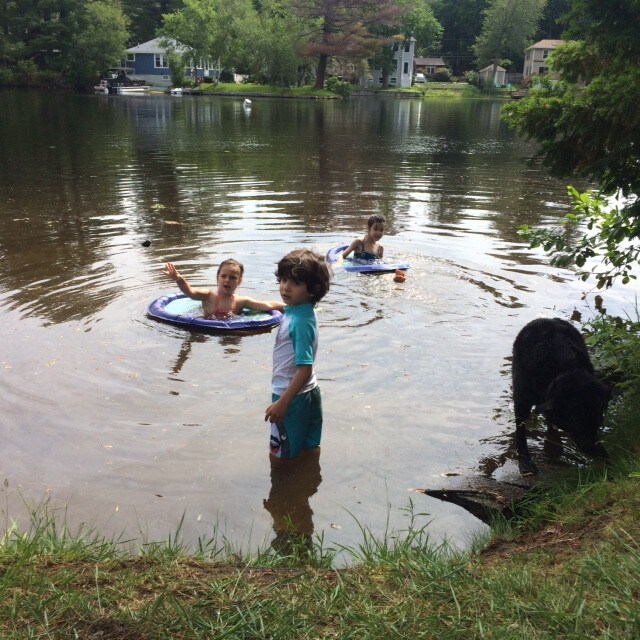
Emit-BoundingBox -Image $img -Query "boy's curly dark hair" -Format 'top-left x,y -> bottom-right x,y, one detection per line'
367,214 -> 385,228
275,249 -> 331,304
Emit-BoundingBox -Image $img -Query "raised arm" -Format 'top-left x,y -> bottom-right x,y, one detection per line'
162,262 -> 211,301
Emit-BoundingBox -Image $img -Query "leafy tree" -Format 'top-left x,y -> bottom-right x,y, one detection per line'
122,0 -> 183,44
160,0 -> 256,78
535,0 -> 570,40
67,0 -> 130,88
371,42 -> 398,88
166,49 -> 188,86
431,0 -> 487,75
0,0 -> 128,87
474,0 -> 545,84
160,0 -> 220,81
247,2 -> 304,87
397,0 -> 443,57
295,0 -> 406,89
502,0 -> 640,288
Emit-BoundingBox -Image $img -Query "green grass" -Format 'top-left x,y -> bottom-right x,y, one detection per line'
195,81 -> 482,101
2,427 -> 639,638
199,83 -> 336,99
2,325 -> 639,638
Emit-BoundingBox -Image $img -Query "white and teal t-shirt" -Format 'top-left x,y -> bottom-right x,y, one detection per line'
271,303 -> 318,396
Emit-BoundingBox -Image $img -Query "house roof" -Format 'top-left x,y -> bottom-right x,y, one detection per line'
480,65 -> 506,73
126,37 -> 184,54
525,39 -> 565,51
414,57 -> 446,66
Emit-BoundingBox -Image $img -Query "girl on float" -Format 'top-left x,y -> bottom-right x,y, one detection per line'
341,214 -> 385,261
163,260 -> 284,320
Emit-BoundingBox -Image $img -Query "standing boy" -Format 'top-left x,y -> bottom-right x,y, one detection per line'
265,249 -> 331,460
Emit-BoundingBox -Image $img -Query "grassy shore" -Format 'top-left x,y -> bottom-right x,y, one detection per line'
199,83 -> 336,99
2,317 -> 639,638
2,394 -> 638,639
194,81 -> 485,100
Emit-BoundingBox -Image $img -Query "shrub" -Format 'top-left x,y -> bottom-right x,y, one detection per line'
0,68 -> 17,86
584,314 -> 640,391
465,71 -> 480,87
433,68 -> 452,82
15,59 -> 38,84
325,76 -> 351,97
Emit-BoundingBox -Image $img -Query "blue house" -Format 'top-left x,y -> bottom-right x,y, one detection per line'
124,38 -> 219,87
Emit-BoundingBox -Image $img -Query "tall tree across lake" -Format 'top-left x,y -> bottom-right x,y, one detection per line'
431,0 -> 487,75
535,0 -> 570,40
295,0 -> 406,89
396,0 -> 443,57
122,0 -> 184,45
474,0 -> 546,84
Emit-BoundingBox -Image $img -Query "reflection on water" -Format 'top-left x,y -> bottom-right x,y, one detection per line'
2,90 -> 640,558
170,333 -> 209,377
263,449 -> 322,556
0,90 -> 574,327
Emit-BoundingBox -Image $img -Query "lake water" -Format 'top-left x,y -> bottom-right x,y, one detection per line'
1,89 -> 637,559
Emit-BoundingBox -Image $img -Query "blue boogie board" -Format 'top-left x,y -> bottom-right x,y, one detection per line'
148,293 -> 283,333
326,245 -> 410,274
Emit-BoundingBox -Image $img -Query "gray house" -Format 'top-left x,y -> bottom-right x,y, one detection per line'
523,39 -> 565,83
124,38 -> 219,87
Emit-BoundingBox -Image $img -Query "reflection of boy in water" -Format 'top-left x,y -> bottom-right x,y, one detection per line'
263,448 -> 322,555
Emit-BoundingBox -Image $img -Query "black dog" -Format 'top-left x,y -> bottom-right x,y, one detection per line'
512,318 -> 611,475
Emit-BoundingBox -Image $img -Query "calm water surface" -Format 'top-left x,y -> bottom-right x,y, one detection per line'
1,90 -> 637,558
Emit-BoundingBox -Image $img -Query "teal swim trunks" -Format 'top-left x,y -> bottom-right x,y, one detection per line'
269,386 -> 322,459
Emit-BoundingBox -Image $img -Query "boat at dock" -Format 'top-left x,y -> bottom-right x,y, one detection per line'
98,67 -> 151,94
114,85 -> 150,94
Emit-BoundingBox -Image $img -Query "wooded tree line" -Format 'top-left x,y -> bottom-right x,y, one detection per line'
0,0 -> 570,89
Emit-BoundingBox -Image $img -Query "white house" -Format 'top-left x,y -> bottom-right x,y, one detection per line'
479,64 -> 506,87
523,39 -> 565,82
124,38 -> 219,87
369,37 -> 415,89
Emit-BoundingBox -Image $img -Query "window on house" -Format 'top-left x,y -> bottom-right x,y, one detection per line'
126,54 -> 135,62
393,43 -> 398,52
403,62 -> 408,74
404,42 -> 410,52
542,49 -> 550,59
154,54 -> 168,68
427,67 -> 435,75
